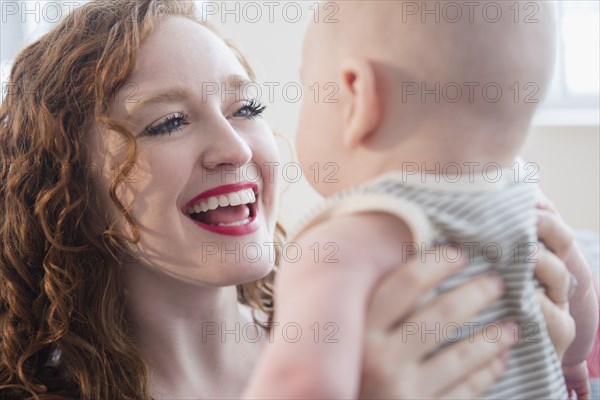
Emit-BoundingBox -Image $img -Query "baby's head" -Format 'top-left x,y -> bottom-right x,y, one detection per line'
297,0 -> 557,196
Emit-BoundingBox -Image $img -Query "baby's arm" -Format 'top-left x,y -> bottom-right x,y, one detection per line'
243,212 -> 413,399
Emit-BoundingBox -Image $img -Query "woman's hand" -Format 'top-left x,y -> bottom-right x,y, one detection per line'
360,250 -> 515,399
535,193 -> 595,400
534,203 -> 576,362
359,193 -> 592,400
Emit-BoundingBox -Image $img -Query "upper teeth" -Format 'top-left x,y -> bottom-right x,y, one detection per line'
188,188 -> 256,215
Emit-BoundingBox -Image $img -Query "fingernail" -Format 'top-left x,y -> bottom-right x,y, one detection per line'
500,321 -> 518,344
446,245 -> 462,262
501,320 -> 517,329
536,198 -> 549,209
445,249 -> 467,272
567,273 -> 578,300
486,274 -> 505,294
499,349 -> 510,365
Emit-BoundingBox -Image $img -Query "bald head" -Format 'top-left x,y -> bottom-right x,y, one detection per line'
301,0 -> 557,155
309,0 -> 556,89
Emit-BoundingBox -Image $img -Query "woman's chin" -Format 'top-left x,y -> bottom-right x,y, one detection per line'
220,261 -> 275,286
175,261 -> 275,288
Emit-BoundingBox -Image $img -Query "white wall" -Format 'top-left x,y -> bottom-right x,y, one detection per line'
210,3 -> 599,234
5,2 -> 595,233
522,125 -> 599,233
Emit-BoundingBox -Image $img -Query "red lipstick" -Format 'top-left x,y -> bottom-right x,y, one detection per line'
182,182 -> 260,236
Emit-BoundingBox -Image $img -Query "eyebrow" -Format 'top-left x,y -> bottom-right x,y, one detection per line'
225,74 -> 253,90
127,74 -> 253,117
128,86 -> 190,116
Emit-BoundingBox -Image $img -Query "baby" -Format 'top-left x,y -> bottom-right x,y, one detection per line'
247,1 -> 598,399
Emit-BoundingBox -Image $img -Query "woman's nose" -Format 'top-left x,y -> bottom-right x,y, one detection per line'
200,119 -> 253,171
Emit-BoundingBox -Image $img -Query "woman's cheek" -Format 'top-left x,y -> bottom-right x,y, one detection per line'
257,135 -> 281,225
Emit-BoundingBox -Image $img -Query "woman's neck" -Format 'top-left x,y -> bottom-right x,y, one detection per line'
121,262 -> 266,399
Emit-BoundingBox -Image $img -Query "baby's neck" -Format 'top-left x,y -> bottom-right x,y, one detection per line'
374,125 -> 526,177
384,145 -> 516,176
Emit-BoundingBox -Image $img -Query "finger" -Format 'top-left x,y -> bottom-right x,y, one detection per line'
423,322 -> 515,394
399,274 -> 505,353
537,209 -> 575,261
537,292 -> 575,360
576,385 -> 591,400
440,356 -> 507,400
535,190 -> 557,213
367,249 -> 466,331
438,350 -> 510,399
563,363 -> 592,400
534,249 -> 573,305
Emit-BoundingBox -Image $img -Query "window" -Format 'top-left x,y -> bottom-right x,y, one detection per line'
0,61 -> 10,94
1,1 -> 90,99
535,0 -> 599,125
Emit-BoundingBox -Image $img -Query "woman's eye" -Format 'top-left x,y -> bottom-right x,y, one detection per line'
144,112 -> 190,136
232,99 -> 266,119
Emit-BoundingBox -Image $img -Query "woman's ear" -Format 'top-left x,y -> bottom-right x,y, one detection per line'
340,58 -> 381,149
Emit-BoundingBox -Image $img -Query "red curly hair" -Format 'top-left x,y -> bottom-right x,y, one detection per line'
0,1 -> 282,398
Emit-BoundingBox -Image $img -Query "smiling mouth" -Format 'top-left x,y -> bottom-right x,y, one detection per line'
186,187 -> 258,227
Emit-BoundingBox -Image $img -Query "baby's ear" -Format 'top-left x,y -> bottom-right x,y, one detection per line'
340,58 -> 380,149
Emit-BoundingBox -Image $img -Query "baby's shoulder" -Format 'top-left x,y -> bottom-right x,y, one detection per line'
289,209 -> 413,276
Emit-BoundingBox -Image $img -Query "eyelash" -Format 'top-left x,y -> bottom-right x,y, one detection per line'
145,111 -> 190,136
144,100 -> 267,137
232,99 -> 267,120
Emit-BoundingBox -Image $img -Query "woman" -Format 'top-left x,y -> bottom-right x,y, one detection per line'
0,1 -> 580,399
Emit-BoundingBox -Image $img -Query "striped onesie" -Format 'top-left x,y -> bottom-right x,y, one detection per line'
292,167 -> 567,399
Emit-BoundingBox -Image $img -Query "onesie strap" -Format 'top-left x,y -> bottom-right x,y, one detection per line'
290,191 -> 435,246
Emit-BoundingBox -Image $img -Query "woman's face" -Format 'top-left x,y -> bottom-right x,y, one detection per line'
89,17 -> 280,287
